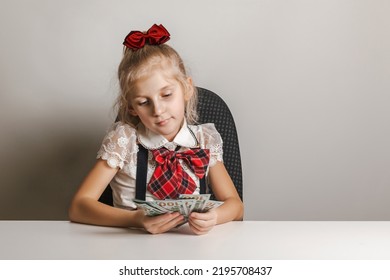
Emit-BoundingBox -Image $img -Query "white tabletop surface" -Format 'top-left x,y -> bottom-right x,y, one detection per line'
1,221 -> 390,260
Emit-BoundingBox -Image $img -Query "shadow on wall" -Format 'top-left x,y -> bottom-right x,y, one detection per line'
0,122 -> 106,220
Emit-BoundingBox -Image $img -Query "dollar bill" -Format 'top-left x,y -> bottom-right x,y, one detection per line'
133,194 -> 223,218
178,194 -> 211,212
201,200 -> 224,212
133,199 -> 168,212
134,203 -> 166,217
155,200 -> 183,215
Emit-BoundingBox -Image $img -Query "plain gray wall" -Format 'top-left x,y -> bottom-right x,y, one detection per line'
1,0 -> 389,220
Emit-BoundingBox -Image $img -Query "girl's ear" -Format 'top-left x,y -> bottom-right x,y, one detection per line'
184,77 -> 194,101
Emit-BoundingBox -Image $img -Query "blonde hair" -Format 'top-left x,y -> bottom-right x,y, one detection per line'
116,44 -> 198,127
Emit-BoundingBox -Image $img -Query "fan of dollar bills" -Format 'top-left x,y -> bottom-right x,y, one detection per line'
133,194 -> 223,218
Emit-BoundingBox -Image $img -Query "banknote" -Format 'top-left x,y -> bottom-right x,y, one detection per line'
133,199 -> 167,212
134,202 -> 166,217
133,194 -> 223,218
178,194 -> 211,213
202,200 -> 224,212
155,200 -> 187,216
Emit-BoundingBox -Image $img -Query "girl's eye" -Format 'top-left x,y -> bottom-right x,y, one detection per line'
163,92 -> 172,97
138,100 -> 148,106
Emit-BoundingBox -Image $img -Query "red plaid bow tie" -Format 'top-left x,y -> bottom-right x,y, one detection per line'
147,147 -> 210,199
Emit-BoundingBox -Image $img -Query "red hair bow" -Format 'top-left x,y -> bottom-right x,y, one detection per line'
123,24 -> 170,50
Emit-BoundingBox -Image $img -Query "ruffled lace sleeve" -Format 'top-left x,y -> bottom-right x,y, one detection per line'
96,122 -> 138,169
197,123 -> 223,167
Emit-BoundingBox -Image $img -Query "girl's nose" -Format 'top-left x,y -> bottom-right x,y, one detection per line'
152,101 -> 164,116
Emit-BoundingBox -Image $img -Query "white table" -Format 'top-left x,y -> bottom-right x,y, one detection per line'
1,221 -> 390,259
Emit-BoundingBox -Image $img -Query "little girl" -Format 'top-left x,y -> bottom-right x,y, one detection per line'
68,24 -> 244,235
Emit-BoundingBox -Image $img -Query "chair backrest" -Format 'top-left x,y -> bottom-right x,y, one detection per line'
196,87 -> 243,201
98,87 -> 243,205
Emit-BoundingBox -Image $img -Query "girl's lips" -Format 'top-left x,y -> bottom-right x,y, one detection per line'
156,118 -> 170,126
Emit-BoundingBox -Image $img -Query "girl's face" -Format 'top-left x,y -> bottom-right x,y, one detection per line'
129,68 -> 192,142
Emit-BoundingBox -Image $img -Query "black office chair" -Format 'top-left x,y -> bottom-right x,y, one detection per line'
99,87 -> 243,205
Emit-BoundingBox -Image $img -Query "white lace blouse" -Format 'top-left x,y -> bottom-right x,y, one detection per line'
96,120 -> 223,210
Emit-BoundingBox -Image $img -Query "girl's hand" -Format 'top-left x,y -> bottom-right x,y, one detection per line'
137,210 -> 184,234
188,209 -> 218,235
